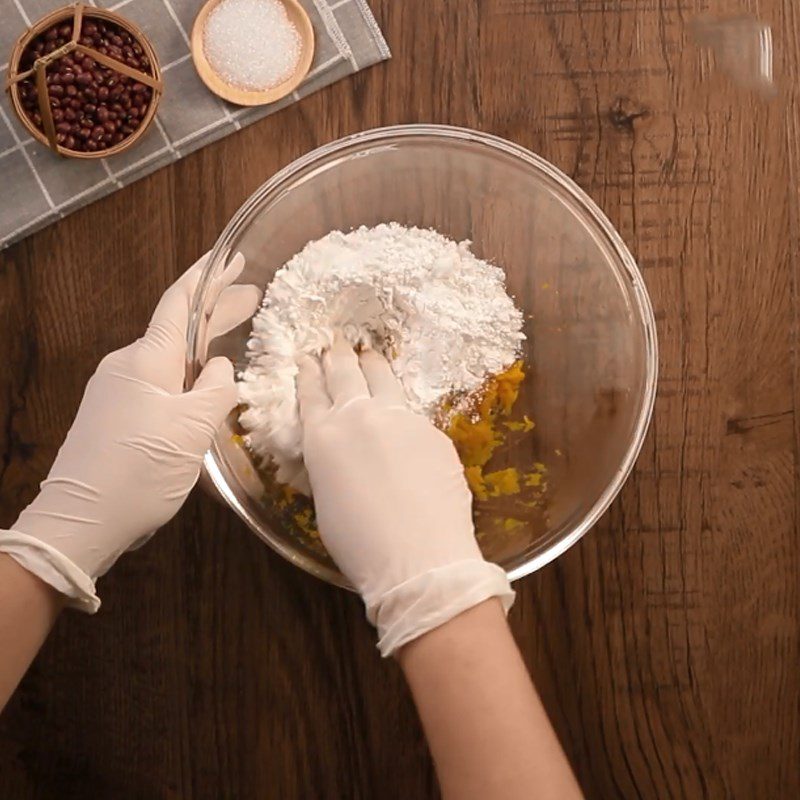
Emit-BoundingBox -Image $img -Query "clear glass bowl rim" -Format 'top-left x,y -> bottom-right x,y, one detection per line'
187,123 -> 659,586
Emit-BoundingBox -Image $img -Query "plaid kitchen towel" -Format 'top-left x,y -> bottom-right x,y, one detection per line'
0,0 -> 390,249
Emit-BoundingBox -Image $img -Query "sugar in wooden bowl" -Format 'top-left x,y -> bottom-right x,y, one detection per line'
191,0 -> 314,107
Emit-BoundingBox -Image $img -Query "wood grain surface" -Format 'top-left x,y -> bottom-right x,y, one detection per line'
1,0 -> 799,797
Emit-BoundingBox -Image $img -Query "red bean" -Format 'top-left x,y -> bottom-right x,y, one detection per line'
18,16 -> 153,153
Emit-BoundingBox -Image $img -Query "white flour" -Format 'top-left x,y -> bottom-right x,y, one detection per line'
238,223 -> 525,492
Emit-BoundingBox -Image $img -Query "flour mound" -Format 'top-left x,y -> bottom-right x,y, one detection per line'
238,223 -> 525,492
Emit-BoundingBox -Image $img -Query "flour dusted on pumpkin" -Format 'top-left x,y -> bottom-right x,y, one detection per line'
237,223 -> 525,492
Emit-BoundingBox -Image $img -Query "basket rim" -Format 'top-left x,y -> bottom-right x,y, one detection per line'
5,3 -> 163,160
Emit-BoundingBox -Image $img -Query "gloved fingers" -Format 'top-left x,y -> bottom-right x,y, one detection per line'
280,459 -> 312,495
180,357 -> 238,443
297,355 -> 332,427
359,349 -> 407,406
192,355 -> 236,395
322,333 -> 370,407
207,284 -> 262,341
145,251 -> 246,352
136,252 -> 249,392
146,253 -> 210,347
207,251 -> 246,306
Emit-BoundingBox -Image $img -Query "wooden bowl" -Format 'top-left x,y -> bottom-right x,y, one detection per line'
5,4 -> 162,159
191,0 -> 314,107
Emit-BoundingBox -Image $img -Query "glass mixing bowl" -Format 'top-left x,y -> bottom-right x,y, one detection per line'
187,124 -> 657,588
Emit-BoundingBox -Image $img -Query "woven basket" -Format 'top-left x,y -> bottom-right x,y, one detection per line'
5,3 -> 162,159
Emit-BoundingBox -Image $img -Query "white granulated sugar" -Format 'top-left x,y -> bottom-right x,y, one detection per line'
238,223 -> 525,492
203,0 -> 301,91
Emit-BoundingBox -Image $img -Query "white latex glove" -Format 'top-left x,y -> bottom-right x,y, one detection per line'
0,253 -> 260,612
297,336 -> 515,656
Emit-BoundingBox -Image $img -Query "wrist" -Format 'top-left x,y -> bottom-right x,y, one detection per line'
365,559 -> 515,658
397,597 -> 507,667
0,552 -> 66,609
0,530 -> 101,613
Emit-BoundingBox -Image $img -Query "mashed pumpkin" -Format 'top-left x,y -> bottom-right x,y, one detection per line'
447,362 -> 549,528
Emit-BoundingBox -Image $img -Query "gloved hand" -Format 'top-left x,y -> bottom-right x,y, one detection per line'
0,253 -> 260,612
297,335 -> 515,656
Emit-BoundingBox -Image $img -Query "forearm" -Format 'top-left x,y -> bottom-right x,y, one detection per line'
399,599 -> 582,800
0,554 -> 63,710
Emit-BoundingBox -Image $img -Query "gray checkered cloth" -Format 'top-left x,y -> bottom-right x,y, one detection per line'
0,0 -> 390,249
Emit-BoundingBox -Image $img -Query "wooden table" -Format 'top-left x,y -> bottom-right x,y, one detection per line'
1,1 -> 798,797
